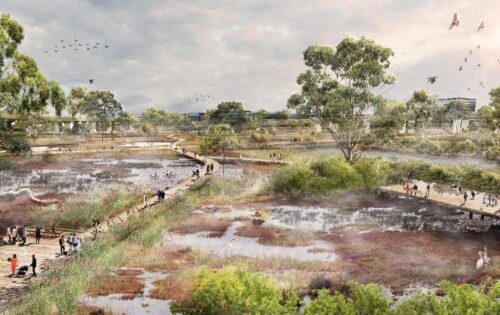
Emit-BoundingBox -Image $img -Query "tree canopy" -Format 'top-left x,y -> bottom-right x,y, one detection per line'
0,14 -> 59,154
288,37 -> 394,162
209,102 -> 248,128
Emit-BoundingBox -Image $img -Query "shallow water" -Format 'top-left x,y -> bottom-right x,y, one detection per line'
0,157 -> 199,195
209,203 -> 467,233
82,269 -> 172,315
166,221 -> 337,262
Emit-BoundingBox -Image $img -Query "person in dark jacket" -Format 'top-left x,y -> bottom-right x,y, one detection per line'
59,235 -> 65,255
30,254 -> 37,276
35,227 -> 42,244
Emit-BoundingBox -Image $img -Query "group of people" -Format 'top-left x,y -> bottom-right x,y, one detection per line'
8,253 -> 37,277
404,182 -> 499,207
58,233 -> 79,255
5,226 -> 44,278
5,225 -> 41,246
269,152 -> 283,160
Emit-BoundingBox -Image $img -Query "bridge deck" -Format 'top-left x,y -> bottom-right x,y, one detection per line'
380,180 -> 500,219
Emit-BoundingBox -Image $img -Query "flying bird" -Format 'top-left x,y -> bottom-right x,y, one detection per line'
74,48 -> 77,51
464,57 -> 467,62
477,21 -> 485,32
89,79 -> 94,84
60,39 -> 64,42
449,13 -> 459,30
469,50 -> 473,55
54,45 -> 58,48
68,44 -> 73,47
459,66 -> 463,71
74,39 -> 78,42
467,87 -> 471,91
54,50 -> 58,53
96,43 -> 100,45
93,46 -> 98,49
104,45 -> 110,48
44,50 -> 48,53
477,45 -> 480,49
426,76 -> 437,84
62,46 -> 66,48
480,81 -> 485,88
86,47 -> 90,50
478,64 -> 481,67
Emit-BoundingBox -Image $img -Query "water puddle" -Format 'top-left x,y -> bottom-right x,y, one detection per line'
82,268 -> 173,315
166,221 -> 336,261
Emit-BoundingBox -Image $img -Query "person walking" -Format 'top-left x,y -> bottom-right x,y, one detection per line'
30,254 -> 37,277
72,234 -> 79,251
463,192 -> 468,203
405,182 -> 410,195
471,191 -> 476,200
6,226 -> 12,245
59,235 -> 65,255
10,254 -> 17,277
458,185 -> 462,195
12,226 -> 17,244
425,183 -> 431,198
412,183 -> 418,196
35,226 -> 41,244
21,227 -> 27,246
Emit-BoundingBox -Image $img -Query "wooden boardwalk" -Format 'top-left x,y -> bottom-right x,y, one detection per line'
380,180 -> 500,219
207,155 -> 286,165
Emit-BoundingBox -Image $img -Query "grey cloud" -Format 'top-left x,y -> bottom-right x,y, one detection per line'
1,0 -> 498,115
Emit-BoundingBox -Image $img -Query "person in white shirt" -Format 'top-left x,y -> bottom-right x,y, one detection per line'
6,226 -> 11,244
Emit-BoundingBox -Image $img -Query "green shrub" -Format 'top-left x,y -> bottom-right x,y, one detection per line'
302,289 -> 354,315
485,145 -> 500,161
0,156 -> 15,171
353,158 -> 389,192
270,162 -> 313,196
170,267 -> 299,315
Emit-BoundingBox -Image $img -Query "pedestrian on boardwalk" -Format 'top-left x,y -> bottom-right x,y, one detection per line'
412,183 -> 418,196
463,192 -> 468,202
10,254 -> 17,277
458,185 -> 462,195
59,235 -> 65,255
73,234 -> 79,251
12,226 -> 17,244
35,226 -> 41,244
483,194 -> 489,205
488,194 -> 492,206
30,254 -> 37,277
425,183 -> 431,197
21,227 -> 27,246
471,191 -> 476,200
6,226 -> 12,244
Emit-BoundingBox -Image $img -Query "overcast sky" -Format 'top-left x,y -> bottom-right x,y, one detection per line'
1,0 -> 499,115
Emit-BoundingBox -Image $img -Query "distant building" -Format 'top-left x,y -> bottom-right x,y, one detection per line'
437,97 -> 476,112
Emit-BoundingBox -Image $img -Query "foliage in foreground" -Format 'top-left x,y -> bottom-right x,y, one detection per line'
304,280 -> 500,315
170,267 -> 299,315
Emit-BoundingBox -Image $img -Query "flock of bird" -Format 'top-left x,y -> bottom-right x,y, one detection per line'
43,39 -> 110,54
426,14 -> 493,92
187,92 -> 216,103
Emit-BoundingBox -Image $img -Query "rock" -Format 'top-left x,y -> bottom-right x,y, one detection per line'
435,288 -> 446,296
252,218 -> 265,225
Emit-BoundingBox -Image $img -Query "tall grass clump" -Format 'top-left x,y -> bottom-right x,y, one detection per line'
0,156 -> 16,170
31,185 -> 145,230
